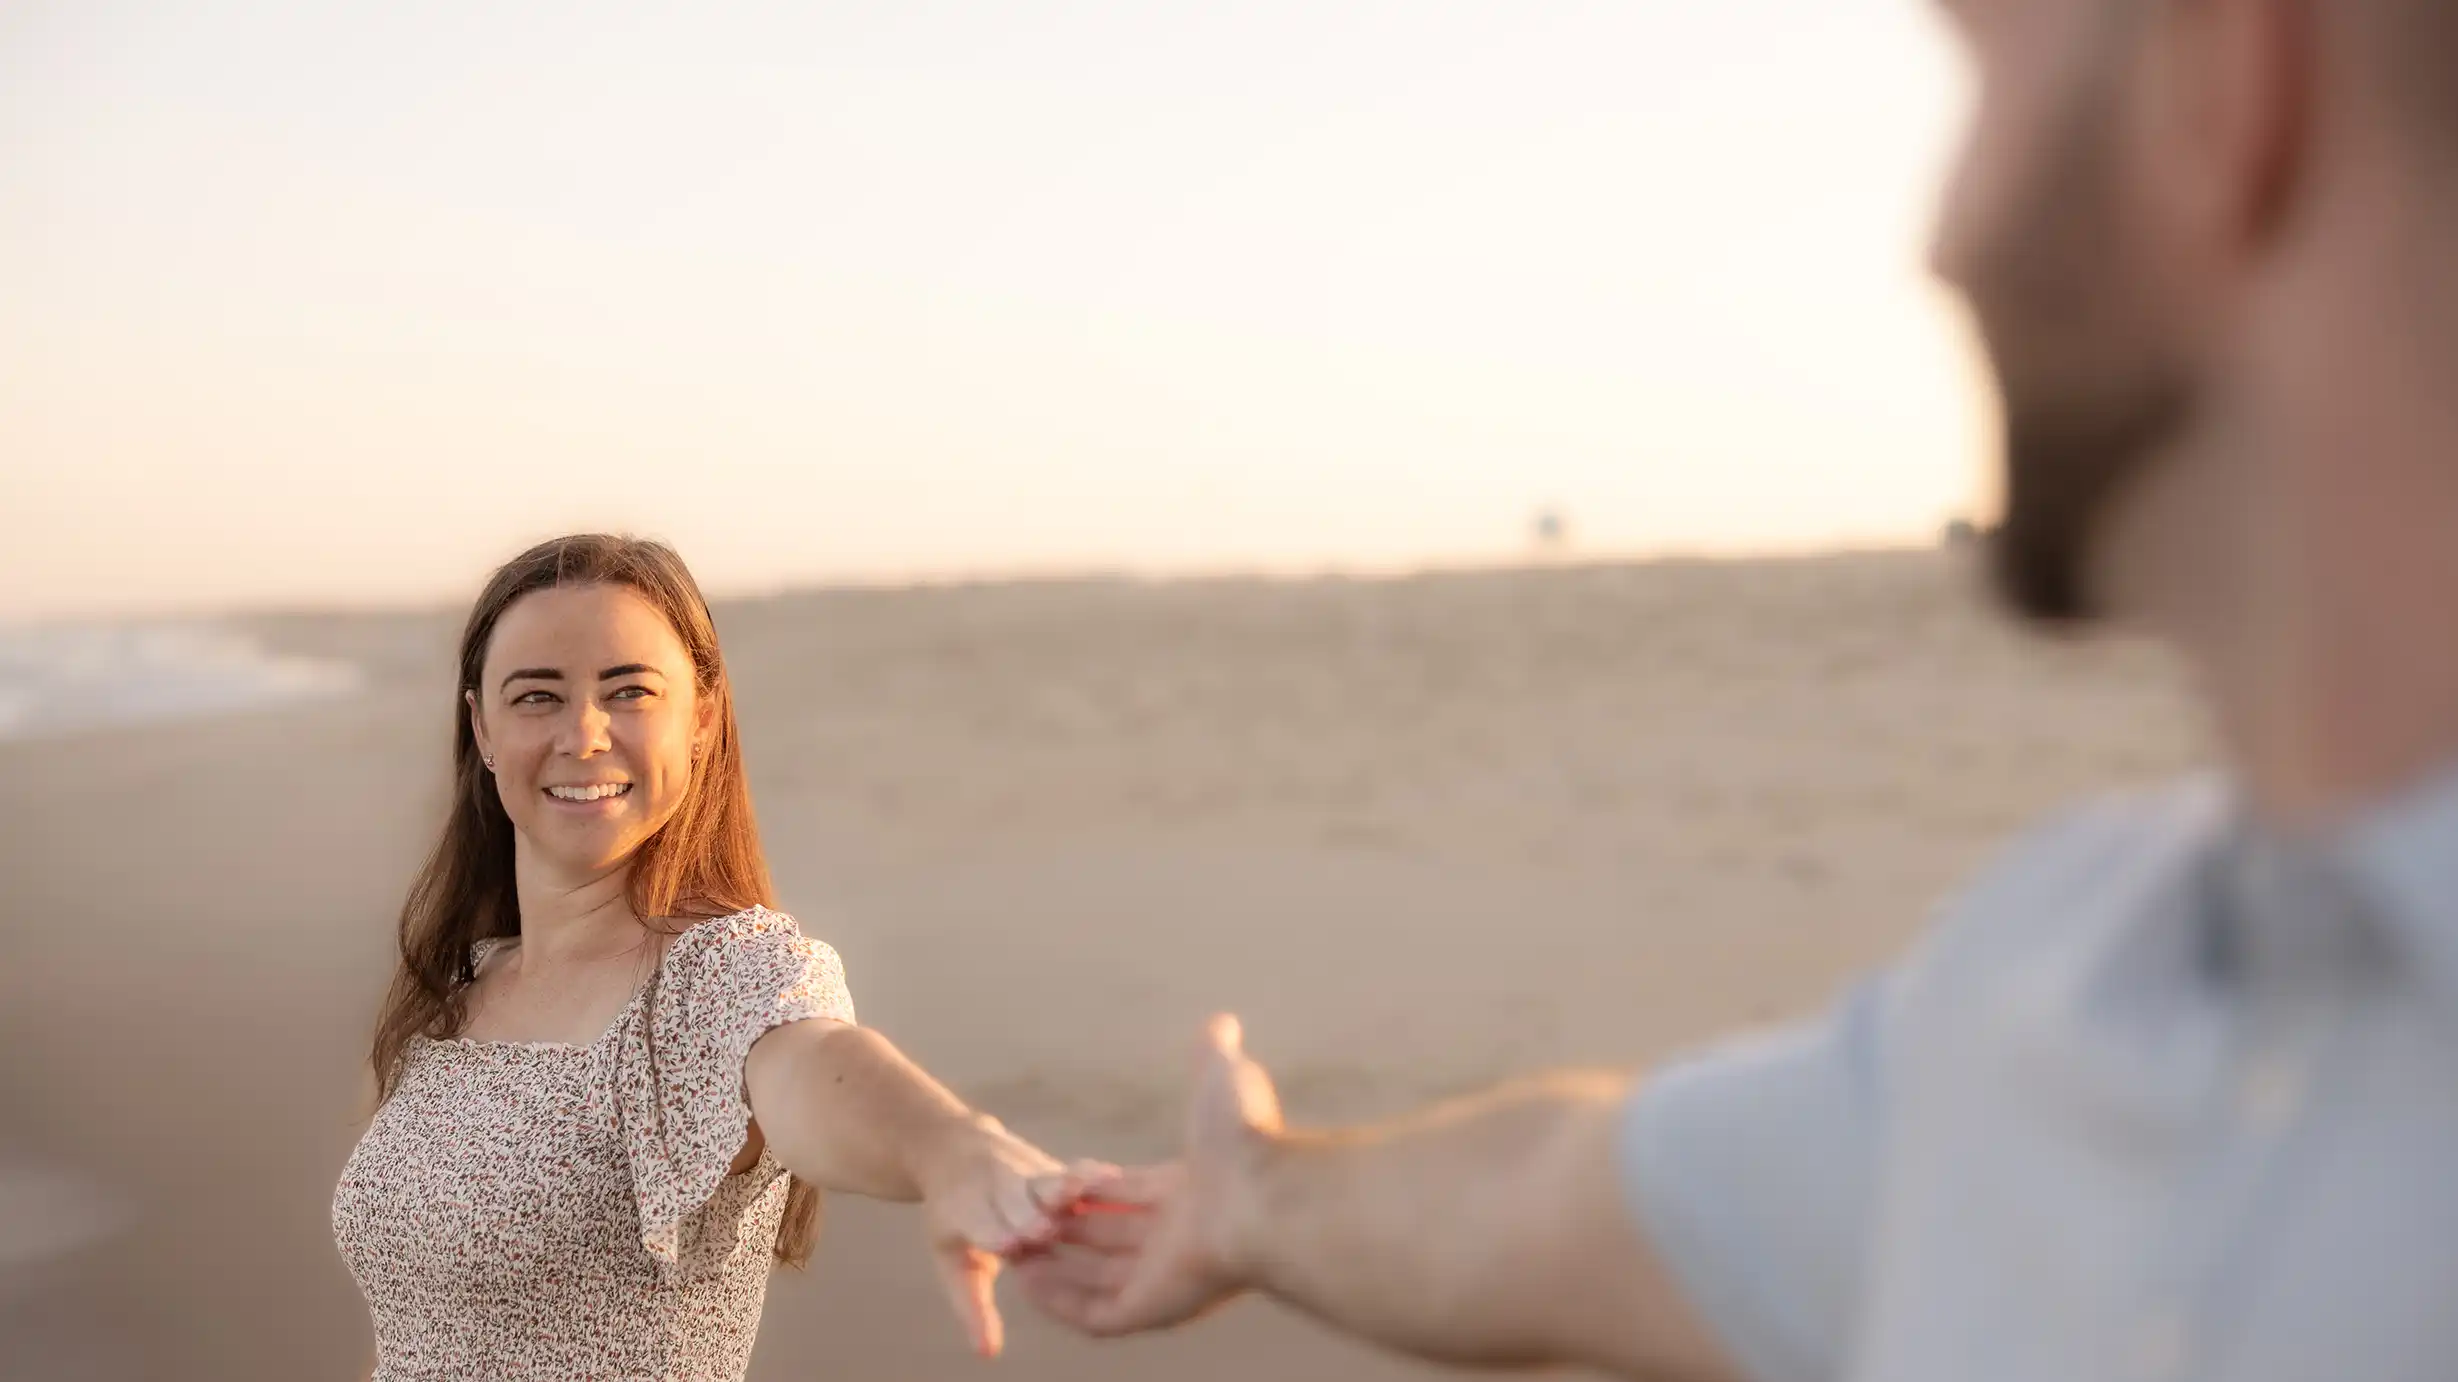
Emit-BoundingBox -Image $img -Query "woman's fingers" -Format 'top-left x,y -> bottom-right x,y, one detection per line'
992,1164 -> 1057,1250
1022,1158 -> 1122,1237
932,1243 -> 1005,1358
1025,1173 -> 1074,1216
1035,1158 -> 1120,1209
1026,1160 -> 1176,1218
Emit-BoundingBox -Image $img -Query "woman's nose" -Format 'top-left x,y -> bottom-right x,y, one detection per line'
558,699 -> 614,757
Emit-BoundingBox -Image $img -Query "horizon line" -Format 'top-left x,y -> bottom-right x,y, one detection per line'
2,534 -> 1985,630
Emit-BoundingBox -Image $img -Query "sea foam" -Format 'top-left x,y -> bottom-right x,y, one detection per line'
0,622 -> 361,741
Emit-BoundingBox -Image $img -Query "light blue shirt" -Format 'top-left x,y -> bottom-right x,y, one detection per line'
1621,768 -> 2458,1382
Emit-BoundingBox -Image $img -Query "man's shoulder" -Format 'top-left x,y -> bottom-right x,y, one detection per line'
1914,772 -> 2235,975
1986,772 -> 2233,890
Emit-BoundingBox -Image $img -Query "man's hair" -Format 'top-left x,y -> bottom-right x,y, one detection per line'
2362,0 -> 2458,148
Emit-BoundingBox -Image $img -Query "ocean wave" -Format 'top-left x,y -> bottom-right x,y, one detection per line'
0,623 -> 361,742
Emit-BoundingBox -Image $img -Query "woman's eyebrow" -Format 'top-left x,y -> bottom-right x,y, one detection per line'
598,663 -> 663,679
500,667 -> 563,691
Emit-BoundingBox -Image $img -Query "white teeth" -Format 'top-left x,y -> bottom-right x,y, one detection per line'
547,783 -> 631,802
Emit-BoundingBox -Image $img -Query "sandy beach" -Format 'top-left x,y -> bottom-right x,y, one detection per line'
0,549 -> 2209,1380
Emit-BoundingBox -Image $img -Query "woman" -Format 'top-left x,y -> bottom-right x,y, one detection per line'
333,534 -> 1091,1380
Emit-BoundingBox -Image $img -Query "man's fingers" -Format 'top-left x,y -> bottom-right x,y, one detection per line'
1013,1256 -> 1136,1339
1015,1241 -> 1138,1293
1195,1013 -> 1284,1138
1054,1203 -> 1152,1252
933,1244 -> 1005,1357
1025,1158 -> 1121,1218
1083,1162 -> 1181,1208
1042,1159 -> 1121,1208
1012,1258 -> 1109,1334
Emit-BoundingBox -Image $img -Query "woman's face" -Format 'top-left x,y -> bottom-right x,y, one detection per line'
467,583 -> 714,883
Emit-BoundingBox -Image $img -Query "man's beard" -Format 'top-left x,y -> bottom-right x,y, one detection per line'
1967,21 -> 2197,626
1990,369 -> 2193,624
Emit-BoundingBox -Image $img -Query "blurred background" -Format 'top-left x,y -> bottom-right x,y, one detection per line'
0,2 -> 2210,1378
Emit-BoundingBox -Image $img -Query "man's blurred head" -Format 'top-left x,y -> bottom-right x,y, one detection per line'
1928,0 -> 2457,625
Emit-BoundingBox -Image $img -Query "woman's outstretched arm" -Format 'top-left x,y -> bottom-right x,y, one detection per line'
744,1018 -> 1100,1356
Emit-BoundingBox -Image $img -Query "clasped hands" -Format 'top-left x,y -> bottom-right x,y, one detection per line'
921,1015 -> 1279,1356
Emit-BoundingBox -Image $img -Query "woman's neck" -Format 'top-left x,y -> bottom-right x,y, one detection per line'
512,855 -> 646,968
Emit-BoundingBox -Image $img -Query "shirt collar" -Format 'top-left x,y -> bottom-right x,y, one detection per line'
2327,759 -> 2458,1000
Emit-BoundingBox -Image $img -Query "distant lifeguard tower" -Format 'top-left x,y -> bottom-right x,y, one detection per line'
1531,507 -> 1571,558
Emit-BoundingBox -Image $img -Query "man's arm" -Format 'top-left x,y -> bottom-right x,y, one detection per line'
1237,1070 -> 1738,1378
1014,1018 -> 1740,1381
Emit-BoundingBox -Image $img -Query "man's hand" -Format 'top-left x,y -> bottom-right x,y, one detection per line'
1010,1014 -> 1281,1335
1003,1017 -> 1738,1378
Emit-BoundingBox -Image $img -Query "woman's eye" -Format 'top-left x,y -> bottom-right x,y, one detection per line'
610,685 -> 652,701
513,690 -> 556,706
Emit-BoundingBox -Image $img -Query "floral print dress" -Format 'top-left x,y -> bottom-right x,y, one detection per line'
333,907 -> 856,1381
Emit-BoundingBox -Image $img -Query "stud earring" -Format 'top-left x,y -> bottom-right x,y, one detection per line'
483,756 -> 496,771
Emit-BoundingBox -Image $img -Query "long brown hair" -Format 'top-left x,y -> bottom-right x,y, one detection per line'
368,533 -> 822,1266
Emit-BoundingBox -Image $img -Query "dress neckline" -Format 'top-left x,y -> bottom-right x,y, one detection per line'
425,910 -> 752,1053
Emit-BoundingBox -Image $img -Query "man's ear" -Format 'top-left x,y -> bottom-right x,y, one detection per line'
2150,0 -> 2314,257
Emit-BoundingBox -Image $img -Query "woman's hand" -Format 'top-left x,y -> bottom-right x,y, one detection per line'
743,1020 -> 1113,1356
911,1113 -> 1114,1357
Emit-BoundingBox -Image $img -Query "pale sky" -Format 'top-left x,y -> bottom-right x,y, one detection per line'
1,0 -> 1983,621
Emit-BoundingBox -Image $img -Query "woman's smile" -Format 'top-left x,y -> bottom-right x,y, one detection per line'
542,781 -> 633,808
